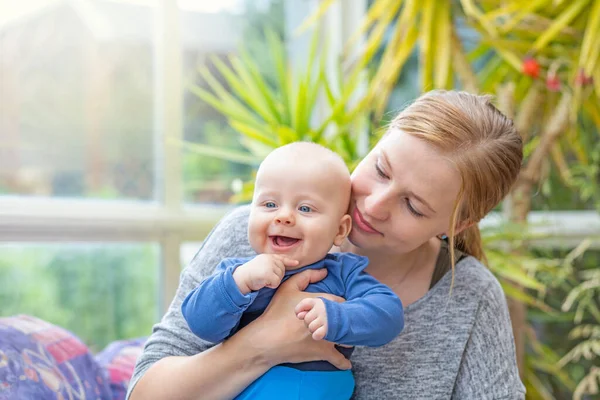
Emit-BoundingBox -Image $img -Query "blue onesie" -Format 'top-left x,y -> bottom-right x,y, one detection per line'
182,253 -> 404,400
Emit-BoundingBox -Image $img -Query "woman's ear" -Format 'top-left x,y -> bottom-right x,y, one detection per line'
333,214 -> 353,246
454,219 -> 476,236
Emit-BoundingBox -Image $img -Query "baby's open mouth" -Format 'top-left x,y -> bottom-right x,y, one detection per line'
270,235 -> 301,248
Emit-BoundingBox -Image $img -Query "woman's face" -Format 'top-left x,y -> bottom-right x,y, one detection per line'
348,129 -> 462,255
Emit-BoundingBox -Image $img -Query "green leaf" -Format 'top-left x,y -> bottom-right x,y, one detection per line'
209,55 -> 273,123
229,121 -> 279,148
492,261 -> 545,290
197,68 -> 264,127
501,282 -> 554,312
293,0 -> 336,35
170,139 -> 261,166
236,47 -> 284,124
533,0 -> 591,51
190,85 -> 265,131
265,29 -> 291,124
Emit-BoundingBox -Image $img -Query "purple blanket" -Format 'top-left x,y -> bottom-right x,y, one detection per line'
0,315 -> 144,400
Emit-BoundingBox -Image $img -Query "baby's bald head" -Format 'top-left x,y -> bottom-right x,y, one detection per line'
255,142 -> 351,214
249,142 -> 353,266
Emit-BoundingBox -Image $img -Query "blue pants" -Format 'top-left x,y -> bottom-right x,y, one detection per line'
235,365 -> 355,400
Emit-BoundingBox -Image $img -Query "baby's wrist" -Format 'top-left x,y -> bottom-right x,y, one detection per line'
232,266 -> 252,295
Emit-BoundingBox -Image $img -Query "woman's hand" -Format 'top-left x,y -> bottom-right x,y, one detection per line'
235,268 -> 351,370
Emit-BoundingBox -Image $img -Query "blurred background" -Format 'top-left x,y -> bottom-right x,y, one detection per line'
0,0 -> 599,399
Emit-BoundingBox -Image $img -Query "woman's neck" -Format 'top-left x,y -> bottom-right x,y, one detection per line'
341,239 -> 434,271
340,239 -> 441,304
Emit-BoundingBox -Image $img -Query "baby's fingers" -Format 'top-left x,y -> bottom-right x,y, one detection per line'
312,326 -> 327,341
273,254 -> 299,268
296,311 -> 308,320
303,307 -> 320,327
294,298 -> 316,315
271,263 -> 285,280
264,273 -> 283,289
308,318 -> 323,334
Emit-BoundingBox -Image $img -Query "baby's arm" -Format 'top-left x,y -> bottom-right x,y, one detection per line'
296,257 -> 404,347
181,257 -> 259,343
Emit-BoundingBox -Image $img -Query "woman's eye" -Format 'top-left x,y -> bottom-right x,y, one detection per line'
265,202 -> 276,208
405,199 -> 424,218
375,162 -> 388,179
299,205 -> 311,213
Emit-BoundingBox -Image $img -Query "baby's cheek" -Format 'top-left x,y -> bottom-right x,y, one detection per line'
247,227 -> 266,253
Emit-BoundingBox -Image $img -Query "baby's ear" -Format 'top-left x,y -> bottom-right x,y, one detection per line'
333,214 -> 352,246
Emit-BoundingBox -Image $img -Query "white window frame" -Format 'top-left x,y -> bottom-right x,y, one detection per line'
1,0 -> 599,318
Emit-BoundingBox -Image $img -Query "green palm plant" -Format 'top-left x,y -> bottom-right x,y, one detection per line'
297,0 -> 480,121
176,28 -> 375,202
467,5 -> 600,396
559,263 -> 600,400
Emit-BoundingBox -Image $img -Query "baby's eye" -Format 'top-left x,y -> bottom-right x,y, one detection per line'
265,202 -> 277,208
298,205 -> 312,213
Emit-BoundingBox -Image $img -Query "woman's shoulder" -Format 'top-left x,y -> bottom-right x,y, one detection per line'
448,256 -> 507,307
455,256 -> 500,286
203,205 -> 251,243
217,204 -> 252,229
208,204 -> 252,243
419,256 -> 506,310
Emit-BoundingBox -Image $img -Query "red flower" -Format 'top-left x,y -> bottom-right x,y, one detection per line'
575,68 -> 593,86
522,57 -> 540,78
546,73 -> 561,91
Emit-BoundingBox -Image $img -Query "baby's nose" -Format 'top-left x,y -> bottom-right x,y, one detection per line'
275,212 -> 294,225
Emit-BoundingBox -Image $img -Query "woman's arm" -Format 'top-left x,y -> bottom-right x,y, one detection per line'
128,338 -> 270,400
127,206 -> 349,400
130,268 -> 351,400
451,279 -> 526,399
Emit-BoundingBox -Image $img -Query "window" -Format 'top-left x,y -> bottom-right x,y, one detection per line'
0,0 -> 325,349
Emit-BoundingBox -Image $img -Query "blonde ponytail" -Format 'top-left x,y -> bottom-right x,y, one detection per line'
455,225 -> 487,265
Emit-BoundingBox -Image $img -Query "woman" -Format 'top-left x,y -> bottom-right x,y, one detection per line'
128,90 -> 525,400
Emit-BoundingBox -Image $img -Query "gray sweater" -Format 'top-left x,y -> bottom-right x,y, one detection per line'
127,206 -> 525,400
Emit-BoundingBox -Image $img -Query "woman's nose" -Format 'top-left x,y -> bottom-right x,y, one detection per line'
364,190 -> 390,221
274,210 -> 295,226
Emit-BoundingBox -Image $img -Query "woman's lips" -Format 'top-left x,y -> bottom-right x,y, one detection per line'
352,207 -> 382,235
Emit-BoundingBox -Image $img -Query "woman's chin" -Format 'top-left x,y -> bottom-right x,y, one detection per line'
347,231 -> 366,249
347,230 -> 393,253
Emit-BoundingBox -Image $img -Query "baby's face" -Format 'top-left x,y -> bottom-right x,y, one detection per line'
248,154 -> 350,269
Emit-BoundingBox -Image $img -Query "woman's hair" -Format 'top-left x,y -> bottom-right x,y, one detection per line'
390,90 -> 523,268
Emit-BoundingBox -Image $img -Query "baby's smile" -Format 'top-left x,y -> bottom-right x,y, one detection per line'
269,235 -> 302,252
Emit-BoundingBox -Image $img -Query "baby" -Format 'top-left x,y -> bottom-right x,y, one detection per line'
182,142 -> 404,400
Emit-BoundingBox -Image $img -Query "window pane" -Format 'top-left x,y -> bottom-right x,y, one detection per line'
0,1 -> 155,200
0,243 -> 159,351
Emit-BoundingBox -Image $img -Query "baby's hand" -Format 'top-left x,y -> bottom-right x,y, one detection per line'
233,254 -> 298,294
295,298 -> 328,341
